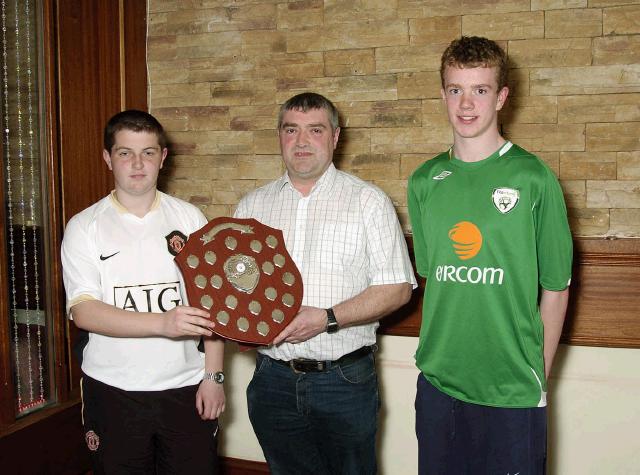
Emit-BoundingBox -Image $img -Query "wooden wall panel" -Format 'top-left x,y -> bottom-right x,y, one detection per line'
57,0 -> 120,224
380,237 -> 640,349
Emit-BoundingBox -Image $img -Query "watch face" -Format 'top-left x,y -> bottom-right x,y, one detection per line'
214,372 -> 225,384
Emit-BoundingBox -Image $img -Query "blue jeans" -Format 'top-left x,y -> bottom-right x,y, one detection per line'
247,351 -> 380,475
415,374 -> 547,475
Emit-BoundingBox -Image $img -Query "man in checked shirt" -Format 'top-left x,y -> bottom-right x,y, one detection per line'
234,92 -> 417,475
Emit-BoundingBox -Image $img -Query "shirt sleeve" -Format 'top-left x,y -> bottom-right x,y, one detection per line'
407,173 -> 429,278
60,215 -> 101,317
535,166 -> 573,291
363,189 -> 417,288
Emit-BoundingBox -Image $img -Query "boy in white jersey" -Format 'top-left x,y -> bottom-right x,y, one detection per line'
61,110 -> 225,474
408,37 -> 572,474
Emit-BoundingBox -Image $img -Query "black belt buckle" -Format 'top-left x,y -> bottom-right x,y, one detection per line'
289,359 -> 326,374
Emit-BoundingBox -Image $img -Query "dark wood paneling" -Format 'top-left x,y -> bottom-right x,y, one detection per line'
57,0 -> 120,224
0,402 -> 88,474
380,237 -> 640,349
123,0 -> 148,111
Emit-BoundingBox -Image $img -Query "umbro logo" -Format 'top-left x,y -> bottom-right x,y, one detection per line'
433,170 -> 452,180
99,251 -> 120,261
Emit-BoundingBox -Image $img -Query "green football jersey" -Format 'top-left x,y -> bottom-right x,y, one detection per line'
408,142 -> 572,408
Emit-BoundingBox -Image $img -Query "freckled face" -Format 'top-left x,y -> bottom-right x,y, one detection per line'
441,66 -> 508,142
103,130 -> 167,200
278,108 -> 340,186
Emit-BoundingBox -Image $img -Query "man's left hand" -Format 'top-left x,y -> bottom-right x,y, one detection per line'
196,379 -> 225,420
273,306 -> 328,345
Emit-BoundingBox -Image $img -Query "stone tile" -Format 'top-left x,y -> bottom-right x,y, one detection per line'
334,128 -> 371,155
500,96 -> 558,124
503,124 -> 585,151
409,16 -> 461,45
531,0 -> 586,10
376,43 -> 449,73
397,0 -> 462,18
567,207 -> 610,236
609,209 -> 640,237
253,130 -> 280,155
371,127 -> 452,154
587,180 -> 640,208
168,130 -> 254,155
275,75 -> 397,103
277,0 -> 324,29
593,35 -> 640,65
462,12 -> 544,40
324,49 -> 375,77
558,93 -> 640,123
229,104 -> 281,131
590,0 -> 639,6
174,31 -> 243,59
324,0 -> 397,23
530,65 -> 640,95
148,60 -> 190,85
147,36 -> 177,61
397,72 -> 442,99
505,68 -> 530,97
149,0 -> 177,13
560,180 -> 586,208
148,4 -> 276,35
603,5 -> 640,35
150,83 -> 212,108
153,106 -> 230,131
586,123 -> 640,152
211,79 -> 277,105
337,153 -> 402,181
337,100 -> 422,128
286,20 -> 408,53
618,152 -> 640,180
559,152 -> 617,180
461,0 -> 530,14
507,38 -> 591,68
545,8 -> 602,38
237,155 -> 284,180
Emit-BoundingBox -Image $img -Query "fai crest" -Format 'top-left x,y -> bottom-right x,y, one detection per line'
492,188 -> 520,214
166,230 -> 188,256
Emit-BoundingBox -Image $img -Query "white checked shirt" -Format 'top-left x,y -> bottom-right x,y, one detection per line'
235,163 -> 416,361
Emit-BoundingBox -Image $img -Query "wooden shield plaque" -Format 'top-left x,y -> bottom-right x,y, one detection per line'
175,217 -> 303,345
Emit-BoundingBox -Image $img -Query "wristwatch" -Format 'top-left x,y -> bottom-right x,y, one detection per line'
325,308 -> 339,334
203,371 -> 225,384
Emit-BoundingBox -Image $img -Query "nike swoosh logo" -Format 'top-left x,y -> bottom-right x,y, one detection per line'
99,251 -> 120,261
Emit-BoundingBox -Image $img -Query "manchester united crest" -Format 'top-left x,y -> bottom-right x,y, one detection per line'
166,230 -> 187,256
492,187 -> 520,214
85,430 -> 100,451
174,217 -> 303,346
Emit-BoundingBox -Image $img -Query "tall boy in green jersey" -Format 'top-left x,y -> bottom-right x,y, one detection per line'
408,36 -> 572,474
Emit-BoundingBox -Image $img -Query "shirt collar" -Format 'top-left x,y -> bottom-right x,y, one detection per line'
278,163 -> 337,196
109,190 -> 161,214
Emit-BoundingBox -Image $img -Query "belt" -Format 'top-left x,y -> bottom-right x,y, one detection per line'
270,345 -> 374,374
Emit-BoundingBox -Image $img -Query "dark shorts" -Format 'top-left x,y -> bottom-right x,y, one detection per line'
415,373 -> 547,475
81,374 -> 219,475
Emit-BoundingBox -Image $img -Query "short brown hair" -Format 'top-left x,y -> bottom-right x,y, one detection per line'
278,92 -> 339,132
440,36 -> 508,90
104,110 -> 167,152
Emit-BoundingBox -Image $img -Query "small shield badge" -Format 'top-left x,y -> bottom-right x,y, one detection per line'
166,230 -> 187,256
492,188 -> 520,214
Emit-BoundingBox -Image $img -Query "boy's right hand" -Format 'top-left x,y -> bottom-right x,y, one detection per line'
161,305 -> 214,338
